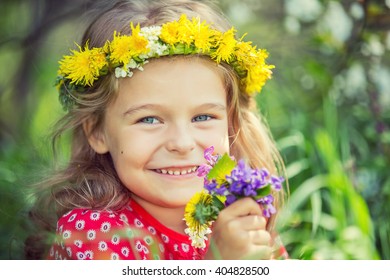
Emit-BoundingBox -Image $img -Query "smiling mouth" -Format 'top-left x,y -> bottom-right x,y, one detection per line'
154,166 -> 199,176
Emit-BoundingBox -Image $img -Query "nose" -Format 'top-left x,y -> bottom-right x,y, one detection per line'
165,122 -> 195,154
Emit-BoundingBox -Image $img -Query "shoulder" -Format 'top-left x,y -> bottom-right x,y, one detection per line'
57,208 -> 127,233
48,207 -> 142,260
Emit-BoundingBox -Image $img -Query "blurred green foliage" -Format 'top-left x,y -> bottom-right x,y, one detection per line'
0,0 -> 389,259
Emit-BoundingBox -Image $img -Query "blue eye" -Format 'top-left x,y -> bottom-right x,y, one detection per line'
139,117 -> 160,124
192,115 -> 212,122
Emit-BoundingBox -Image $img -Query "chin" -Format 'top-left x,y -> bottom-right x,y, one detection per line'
156,196 -> 194,208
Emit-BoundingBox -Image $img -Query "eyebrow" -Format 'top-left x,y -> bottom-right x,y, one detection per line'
197,103 -> 227,112
123,102 -> 226,117
123,104 -> 163,117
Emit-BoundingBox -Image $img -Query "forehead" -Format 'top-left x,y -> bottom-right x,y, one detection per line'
131,55 -> 226,84
114,56 -> 228,106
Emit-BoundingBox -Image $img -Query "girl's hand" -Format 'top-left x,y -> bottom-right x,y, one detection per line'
204,197 -> 272,260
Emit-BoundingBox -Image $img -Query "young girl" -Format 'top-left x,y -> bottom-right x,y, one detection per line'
26,0 -> 288,260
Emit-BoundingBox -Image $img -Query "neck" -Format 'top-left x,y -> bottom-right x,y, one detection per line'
132,196 -> 187,234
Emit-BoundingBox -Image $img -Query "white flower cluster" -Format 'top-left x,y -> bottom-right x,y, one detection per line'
114,26 -> 168,79
140,26 -> 168,57
184,225 -> 212,249
115,59 -> 146,78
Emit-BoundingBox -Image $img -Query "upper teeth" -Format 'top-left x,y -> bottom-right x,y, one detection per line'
157,167 -> 198,175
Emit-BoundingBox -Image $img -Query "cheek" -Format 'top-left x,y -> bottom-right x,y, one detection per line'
114,147 -> 143,168
215,136 -> 230,155
105,126 -> 141,158
201,123 -> 230,155
106,137 -> 139,173
112,151 -> 144,191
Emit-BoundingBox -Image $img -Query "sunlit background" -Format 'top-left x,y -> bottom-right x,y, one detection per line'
0,0 -> 389,259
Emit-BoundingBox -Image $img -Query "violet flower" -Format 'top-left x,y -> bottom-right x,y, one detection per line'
184,146 -> 284,248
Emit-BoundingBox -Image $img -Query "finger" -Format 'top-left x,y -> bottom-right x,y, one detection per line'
238,214 -> 267,231
220,197 -> 262,220
244,245 -> 273,260
249,229 -> 271,246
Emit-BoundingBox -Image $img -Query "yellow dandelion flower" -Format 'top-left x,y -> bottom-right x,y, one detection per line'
235,40 -> 257,64
109,32 -> 134,65
59,43 -> 107,86
244,74 -> 265,95
211,28 -> 237,63
192,18 -> 215,52
233,45 -> 274,94
160,15 -> 199,47
128,23 -> 150,55
109,24 -> 149,65
256,48 -> 270,62
184,191 -> 214,234
177,14 -> 194,46
244,61 -> 274,95
160,18 -> 181,45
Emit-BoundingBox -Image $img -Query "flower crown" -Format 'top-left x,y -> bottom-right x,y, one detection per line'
56,14 -> 274,110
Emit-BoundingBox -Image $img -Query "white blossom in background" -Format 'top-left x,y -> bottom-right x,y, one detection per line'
318,1 -> 353,43
285,0 -> 323,22
386,31 -> 390,50
284,16 -> 301,34
349,2 -> 364,20
344,63 -> 367,98
371,66 -> 390,108
227,2 -> 254,25
362,35 -> 385,57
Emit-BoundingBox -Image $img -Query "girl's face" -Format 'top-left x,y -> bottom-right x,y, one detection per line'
94,58 -> 229,210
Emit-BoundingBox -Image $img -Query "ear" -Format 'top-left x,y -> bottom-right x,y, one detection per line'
83,118 -> 109,154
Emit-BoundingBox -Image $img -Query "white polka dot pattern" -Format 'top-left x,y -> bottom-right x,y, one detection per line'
47,199 -> 206,260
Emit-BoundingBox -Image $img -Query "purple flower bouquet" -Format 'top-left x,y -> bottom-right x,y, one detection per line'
184,146 -> 284,249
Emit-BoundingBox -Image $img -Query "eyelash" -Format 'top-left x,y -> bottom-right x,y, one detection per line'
192,114 -> 214,122
138,116 -> 160,124
137,114 -> 215,124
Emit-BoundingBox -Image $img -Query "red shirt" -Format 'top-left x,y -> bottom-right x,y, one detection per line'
47,199 -> 288,260
47,199 -> 206,260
